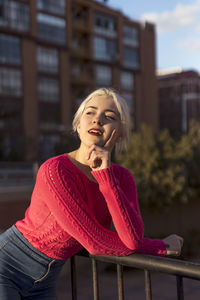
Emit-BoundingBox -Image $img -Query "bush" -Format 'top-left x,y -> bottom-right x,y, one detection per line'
116,121 -> 200,211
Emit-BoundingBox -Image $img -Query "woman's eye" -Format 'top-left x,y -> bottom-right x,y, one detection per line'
86,111 -> 93,115
106,115 -> 115,120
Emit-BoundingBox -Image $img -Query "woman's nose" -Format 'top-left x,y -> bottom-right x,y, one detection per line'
93,116 -> 103,125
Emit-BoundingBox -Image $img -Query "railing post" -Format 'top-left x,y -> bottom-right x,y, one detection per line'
76,252 -> 200,300
117,264 -> 124,300
144,269 -> 152,300
176,275 -> 184,300
92,258 -> 99,300
70,256 -> 77,300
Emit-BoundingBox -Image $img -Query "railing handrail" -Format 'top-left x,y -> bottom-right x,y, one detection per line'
0,162 -> 35,168
77,251 -> 200,281
0,162 -> 39,186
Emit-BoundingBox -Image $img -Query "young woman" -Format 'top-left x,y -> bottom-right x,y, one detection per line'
0,88 -> 183,299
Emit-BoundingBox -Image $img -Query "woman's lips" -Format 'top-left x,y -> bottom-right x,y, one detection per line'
88,131 -> 101,136
88,128 -> 103,136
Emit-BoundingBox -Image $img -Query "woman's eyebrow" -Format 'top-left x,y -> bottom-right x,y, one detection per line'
85,106 -> 97,110
85,106 -> 119,116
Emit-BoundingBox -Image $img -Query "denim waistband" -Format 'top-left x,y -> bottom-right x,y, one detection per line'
6,225 -> 65,265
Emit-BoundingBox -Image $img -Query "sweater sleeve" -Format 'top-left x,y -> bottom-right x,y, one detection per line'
37,157 -> 133,256
91,165 -> 166,256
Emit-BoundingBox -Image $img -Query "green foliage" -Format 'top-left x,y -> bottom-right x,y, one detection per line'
182,120 -> 200,200
116,121 -> 200,211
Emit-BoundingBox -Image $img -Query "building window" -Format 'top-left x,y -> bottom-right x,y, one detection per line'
0,34 -> 21,65
94,12 -> 117,38
38,77 -> 59,102
96,64 -> 112,86
39,102 -> 60,124
40,134 -> 60,160
120,71 -> 134,91
0,101 -> 21,130
121,92 -> 134,113
94,37 -> 117,62
0,0 -> 4,17
1,134 -> 24,160
123,25 -> 139,47
123,47 -> 139,69
37,13 -> 66,45
37,46 -> 59,73
37,0 -> 66,16
0,67 -> 22,96
0,0 -> 29,32
40,122 -> 62,131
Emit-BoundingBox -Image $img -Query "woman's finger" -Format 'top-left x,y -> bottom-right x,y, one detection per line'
174,235 -> 184,247
87,145 -> 96,160
104,129 -> 117,150
167,250 -> 180,256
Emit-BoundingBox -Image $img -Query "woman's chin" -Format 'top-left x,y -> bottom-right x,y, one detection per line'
85,139 -> 104,148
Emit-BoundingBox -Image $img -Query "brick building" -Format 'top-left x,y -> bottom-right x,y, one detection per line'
0,0 -> 159,161
158,69 -> 200,136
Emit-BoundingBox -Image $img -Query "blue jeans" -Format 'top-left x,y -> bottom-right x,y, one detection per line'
0,225 -> 66,300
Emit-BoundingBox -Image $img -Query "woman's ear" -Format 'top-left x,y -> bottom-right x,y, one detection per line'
77,123 -> 80,136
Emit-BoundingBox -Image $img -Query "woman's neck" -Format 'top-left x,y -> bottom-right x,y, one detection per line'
68,147 -> 97,182
69,142 -> 91,165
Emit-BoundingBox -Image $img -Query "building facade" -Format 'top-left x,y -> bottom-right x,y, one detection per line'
158,70 -> 200,136
0,0 -> 158,161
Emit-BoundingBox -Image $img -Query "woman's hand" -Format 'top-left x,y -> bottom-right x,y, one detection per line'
162,234 -> 184,256
87,144 -> 111,170
86,130 -> 117,170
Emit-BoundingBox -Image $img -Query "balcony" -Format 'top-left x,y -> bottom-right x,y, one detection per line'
70,46 -> 92,60
71,74 -> 94,86
70,63 -> 94,86
70,32 -> 92,61
72,19 -> 91,34
71,0 -> 90,34
72,0 -> 91,7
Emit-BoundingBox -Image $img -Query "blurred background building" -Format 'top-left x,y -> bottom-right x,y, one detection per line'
158,69 -> 200,137
1,3 -> 200,284
0,0 -> 158,162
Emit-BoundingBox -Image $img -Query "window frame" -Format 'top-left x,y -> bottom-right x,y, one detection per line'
37,13 -> 66,45
93,36 -> 118,62
0,0 -> 30,32
37,45 -> 59,74
95,64 -> 112,86
0,67 -> 22,97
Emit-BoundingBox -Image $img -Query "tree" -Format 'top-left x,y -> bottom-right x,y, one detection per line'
116,122 -> 200,211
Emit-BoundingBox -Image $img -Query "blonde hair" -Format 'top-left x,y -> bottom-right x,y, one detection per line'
72,88 -> 131,154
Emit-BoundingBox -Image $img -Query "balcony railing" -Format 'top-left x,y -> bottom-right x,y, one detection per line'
70,251 -> 200,300
0,162 -> 38,187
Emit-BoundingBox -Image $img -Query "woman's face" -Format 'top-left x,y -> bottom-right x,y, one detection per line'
77,95 -> 122,150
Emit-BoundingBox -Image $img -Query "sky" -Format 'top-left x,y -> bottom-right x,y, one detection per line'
107,0 -> 200,73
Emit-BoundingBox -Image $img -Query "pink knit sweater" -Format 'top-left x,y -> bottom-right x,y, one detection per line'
15,154 -> 166,259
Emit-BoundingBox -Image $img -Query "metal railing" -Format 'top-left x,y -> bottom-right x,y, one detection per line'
0,162 -> 38,187
70,251 -> 200,300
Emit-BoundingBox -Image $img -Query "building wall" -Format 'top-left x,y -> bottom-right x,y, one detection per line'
0,0 -> 159,162
135,22 -> 158,130
23,39 -> 39,161
158,70 -> 200,136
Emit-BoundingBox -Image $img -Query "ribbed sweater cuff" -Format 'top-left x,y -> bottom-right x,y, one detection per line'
91,166 -> 114,184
